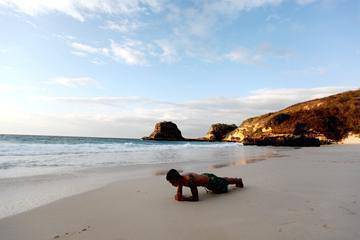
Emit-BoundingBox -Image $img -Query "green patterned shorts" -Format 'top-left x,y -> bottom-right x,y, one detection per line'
202,173 -> 229,193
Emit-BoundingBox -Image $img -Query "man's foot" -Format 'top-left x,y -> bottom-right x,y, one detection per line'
236,178 -> 244,188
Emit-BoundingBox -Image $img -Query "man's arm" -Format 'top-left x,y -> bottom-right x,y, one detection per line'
181,186 -> 199,202
174,185 -> 199,202
175,185 -> 183,201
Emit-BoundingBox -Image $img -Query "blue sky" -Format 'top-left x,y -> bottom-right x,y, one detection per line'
0,0 -> 359,138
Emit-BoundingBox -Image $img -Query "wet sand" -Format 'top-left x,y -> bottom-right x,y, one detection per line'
0,145 -> 359,240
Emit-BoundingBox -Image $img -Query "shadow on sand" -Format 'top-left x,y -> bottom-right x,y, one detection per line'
196,185 -> 246,202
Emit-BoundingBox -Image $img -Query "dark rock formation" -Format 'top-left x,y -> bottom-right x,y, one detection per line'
242,135 -> 321,147
142,121 -> 185,141
203,123 -> 238,141
225,89 -> 360,145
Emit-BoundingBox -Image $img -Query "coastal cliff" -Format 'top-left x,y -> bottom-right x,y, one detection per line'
224,89 -> 360,145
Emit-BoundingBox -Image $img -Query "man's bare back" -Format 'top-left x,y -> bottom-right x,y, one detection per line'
166,169 -> 244,201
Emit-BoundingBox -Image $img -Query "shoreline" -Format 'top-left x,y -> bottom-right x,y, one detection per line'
0,145 -> 281,220
1,144 -> 359,240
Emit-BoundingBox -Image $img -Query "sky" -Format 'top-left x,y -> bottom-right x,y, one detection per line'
0,0 -> 359,138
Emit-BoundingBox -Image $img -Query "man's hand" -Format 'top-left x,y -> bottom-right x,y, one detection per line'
182,196 -> 199,202
174,185 -> 199,202
174,194 -> 182,201
175,195 -> 199,202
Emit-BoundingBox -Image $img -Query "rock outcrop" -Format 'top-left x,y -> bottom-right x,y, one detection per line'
203,123 -> 238,141
225,89 -> 360,145
242,135 -> 321,147
142,121 -> 185,141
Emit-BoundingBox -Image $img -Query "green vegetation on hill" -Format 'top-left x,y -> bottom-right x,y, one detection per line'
226,89 -> 360,144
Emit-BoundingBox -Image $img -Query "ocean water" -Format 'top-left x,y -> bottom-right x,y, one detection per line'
0,134 -> 254,178
0,134 -> 280,219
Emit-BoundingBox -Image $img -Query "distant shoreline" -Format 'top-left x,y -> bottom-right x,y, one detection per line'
0,133 -> 137,140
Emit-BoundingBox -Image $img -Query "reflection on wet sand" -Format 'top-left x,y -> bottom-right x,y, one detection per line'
209,163 -> 229,169
209,153 -> 286,169
154,151 -> 286,175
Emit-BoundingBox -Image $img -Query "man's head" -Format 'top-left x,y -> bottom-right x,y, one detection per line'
166,169 -> 182,186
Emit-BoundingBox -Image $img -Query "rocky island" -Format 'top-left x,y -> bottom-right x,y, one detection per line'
142,121 -> 185,141
143,121 -> 239,142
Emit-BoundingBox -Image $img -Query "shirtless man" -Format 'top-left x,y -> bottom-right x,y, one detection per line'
166,169 -> 244,201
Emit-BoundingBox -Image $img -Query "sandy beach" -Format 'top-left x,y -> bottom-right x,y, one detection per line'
1,1 -> 359,239
0,144 -> 359,240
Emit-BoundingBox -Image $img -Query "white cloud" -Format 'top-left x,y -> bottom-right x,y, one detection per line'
70,42 -> 109,55
0,0 -> 318,23
296,0 -> 318,5
67,39 -> 149,65
225,47 -> 263,64
285,66 -> 328,76
310,67 -> 327,75
0,0 -> 165,22
38,96 -> 160,106
266,14 -> 281,22
0,64 -> 14,71
154,39 -> 178,63
0,48 -> 9,53
102,19 -> 141,33
0,83 -> 16,92
110,39 -> 147,65
167,0 -> 286,42
53,34 -> 76,41
0,83 -> 36,92
160,0 -> 306,63
47,77 -> 99,88
31,86 -> 355,137
225,43 -> 293,64
242,86 -> 350,110
70,51 -> 88,57
90,58 -> 106,65
40,86 -> 352,110
2,0 -> 317,65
